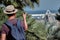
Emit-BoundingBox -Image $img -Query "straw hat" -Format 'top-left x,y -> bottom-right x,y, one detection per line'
4,5 -> 18,14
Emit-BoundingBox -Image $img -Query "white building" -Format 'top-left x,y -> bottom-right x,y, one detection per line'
28,10 -> 58,20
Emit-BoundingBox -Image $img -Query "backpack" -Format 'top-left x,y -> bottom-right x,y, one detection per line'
4,19 -> 25,40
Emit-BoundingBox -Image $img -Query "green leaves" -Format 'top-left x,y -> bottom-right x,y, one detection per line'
0,0 -> 39,10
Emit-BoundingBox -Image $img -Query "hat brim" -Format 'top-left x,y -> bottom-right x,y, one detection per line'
4,9 -> 18,14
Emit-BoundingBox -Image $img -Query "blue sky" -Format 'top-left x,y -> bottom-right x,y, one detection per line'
23,0 -> 60,11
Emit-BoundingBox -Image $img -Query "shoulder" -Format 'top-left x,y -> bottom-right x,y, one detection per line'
2,24 -> 8,29
2,23 -> 10,29
1,23 -> 10,34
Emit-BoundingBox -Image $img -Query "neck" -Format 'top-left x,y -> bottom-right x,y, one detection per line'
8,16 -> 16,20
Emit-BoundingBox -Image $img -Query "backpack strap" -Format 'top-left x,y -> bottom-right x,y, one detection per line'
17,19 -> 25,39
17,19 -> 25,33
4,20 -> 20,40
4,19 -> 25,40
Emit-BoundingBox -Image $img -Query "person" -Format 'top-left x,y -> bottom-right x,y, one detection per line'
1,5 -> 28,40
47,13 -> 60,40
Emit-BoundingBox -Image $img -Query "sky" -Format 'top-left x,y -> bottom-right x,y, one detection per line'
23,0 -> 60,11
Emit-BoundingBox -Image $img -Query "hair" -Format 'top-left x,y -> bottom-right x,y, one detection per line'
7,13 -> 16,17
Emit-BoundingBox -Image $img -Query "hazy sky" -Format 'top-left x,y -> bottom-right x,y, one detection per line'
24,0 -> 60,11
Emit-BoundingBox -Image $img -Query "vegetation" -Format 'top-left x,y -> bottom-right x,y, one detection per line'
0,0 -> 39,10
0,0 -> 47,40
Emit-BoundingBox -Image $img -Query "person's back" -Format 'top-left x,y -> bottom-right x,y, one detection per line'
5,19 -> 25,40
1,5 -> 28,40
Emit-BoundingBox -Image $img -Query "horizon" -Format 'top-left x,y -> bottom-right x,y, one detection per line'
26,10 -> 58,14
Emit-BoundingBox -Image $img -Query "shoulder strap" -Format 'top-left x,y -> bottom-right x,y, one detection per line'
17,19 -> 25,33
17,19 -> 25,39
4,19 -> 25,40
4,20 -> 14,29
4,20 -> 20,40
17,19 -> 21,29
5,19 -> 21,29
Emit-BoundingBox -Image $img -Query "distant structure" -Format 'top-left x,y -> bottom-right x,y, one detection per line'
28,10 -> 58,20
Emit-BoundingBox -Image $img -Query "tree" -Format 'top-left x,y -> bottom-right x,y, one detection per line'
0,0 -> 39,10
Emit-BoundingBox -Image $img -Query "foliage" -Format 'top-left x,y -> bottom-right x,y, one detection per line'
0,0 -> 39,10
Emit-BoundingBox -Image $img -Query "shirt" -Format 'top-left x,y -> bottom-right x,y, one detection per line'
1,18 -> 25,35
